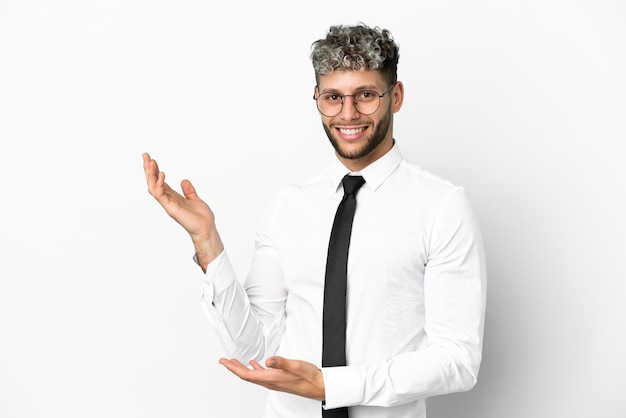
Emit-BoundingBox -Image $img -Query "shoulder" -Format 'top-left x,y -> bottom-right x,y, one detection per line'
387,159 -> 481,232
276,164 -> 336,197
265,164 -> 336,210
396,159 -> 466,200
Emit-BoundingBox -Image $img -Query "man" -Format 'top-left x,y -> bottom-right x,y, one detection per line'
143,23 -> 486,418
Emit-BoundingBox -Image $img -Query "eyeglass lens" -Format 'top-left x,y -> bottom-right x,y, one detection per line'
315,82 -> 396,117
316,91 -> 381,117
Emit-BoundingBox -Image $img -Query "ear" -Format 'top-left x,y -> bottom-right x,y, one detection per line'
391,81 -> 404,113
313,85 -> 320,99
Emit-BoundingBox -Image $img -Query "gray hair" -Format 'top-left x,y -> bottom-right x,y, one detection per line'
310,23 -> 399,85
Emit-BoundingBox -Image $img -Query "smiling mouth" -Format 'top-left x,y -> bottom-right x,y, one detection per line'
338,127 -> 367,135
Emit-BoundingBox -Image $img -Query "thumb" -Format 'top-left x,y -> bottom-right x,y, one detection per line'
266,356 -> 287,369
181,179 -> 199,200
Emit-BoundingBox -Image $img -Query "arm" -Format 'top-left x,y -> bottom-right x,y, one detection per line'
206,246 -> 325,399
199,187 -> 289,362
143,153 -> 288,361
144,154 -> 312,395
322,187 -> 487,408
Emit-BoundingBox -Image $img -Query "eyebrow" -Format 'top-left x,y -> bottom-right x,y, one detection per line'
319,85 -> 380,94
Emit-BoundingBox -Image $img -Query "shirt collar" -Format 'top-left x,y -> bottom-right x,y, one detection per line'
330,141 -> 403,193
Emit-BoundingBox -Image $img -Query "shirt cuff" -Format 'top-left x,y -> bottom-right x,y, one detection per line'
321,365 -> 366,409
193,250 -> 237,296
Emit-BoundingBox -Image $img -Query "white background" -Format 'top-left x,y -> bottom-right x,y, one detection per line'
1,1 -> 625,417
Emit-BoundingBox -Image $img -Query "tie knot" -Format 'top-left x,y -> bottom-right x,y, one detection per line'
342,175 -> 365,196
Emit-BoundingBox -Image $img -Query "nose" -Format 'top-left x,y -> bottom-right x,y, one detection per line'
339,96 -> 360,120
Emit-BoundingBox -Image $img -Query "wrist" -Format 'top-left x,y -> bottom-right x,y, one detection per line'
191,230 -> 224,271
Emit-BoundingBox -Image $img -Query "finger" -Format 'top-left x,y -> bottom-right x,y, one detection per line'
142,152 -> 151,167
156,170 -> 166,187
249,360 -> 265,371
219,358 -> 246,371
181,179 -> 199,201
266,356 -> 286,370
229,358 -> 247,368
143,153 -> 154,183
144,155 -> 162,193
219,359 -> 255,381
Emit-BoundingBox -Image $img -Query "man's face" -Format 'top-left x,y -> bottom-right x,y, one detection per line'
315,70 -> 402,171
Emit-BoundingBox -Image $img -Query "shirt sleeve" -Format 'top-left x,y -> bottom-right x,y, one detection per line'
198,190 -> 288,363
322,187 -> 487,408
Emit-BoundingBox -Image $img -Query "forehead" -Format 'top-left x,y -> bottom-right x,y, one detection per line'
317,70 -> 385,92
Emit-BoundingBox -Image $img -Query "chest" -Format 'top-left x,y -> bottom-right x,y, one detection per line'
273,188 -> 430,298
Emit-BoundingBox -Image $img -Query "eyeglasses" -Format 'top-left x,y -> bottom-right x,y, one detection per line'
314,81 -> 397,117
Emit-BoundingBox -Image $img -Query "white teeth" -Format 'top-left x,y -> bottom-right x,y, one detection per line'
339,127 -> 365,135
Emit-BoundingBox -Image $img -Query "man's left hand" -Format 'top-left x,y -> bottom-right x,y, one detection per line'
219,356 -> 325,401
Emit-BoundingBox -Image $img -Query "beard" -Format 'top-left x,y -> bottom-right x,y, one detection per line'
323,104 -> 393,161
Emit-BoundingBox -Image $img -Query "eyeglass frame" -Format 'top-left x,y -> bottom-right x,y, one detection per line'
313,81 -> 397,117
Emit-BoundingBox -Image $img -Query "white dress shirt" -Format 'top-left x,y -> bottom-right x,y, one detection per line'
198,143 -> 487,418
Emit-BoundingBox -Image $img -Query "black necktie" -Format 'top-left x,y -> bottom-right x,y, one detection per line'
322,174 -> 365,418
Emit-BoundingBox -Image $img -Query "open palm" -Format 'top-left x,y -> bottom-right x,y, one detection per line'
143,153 -> 224,267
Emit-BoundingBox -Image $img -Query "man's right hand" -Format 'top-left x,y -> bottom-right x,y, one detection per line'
143,152 -> 224,271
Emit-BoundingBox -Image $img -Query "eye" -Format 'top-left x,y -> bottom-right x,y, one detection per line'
324,93 -> 341,103
356,90 -> 377,102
